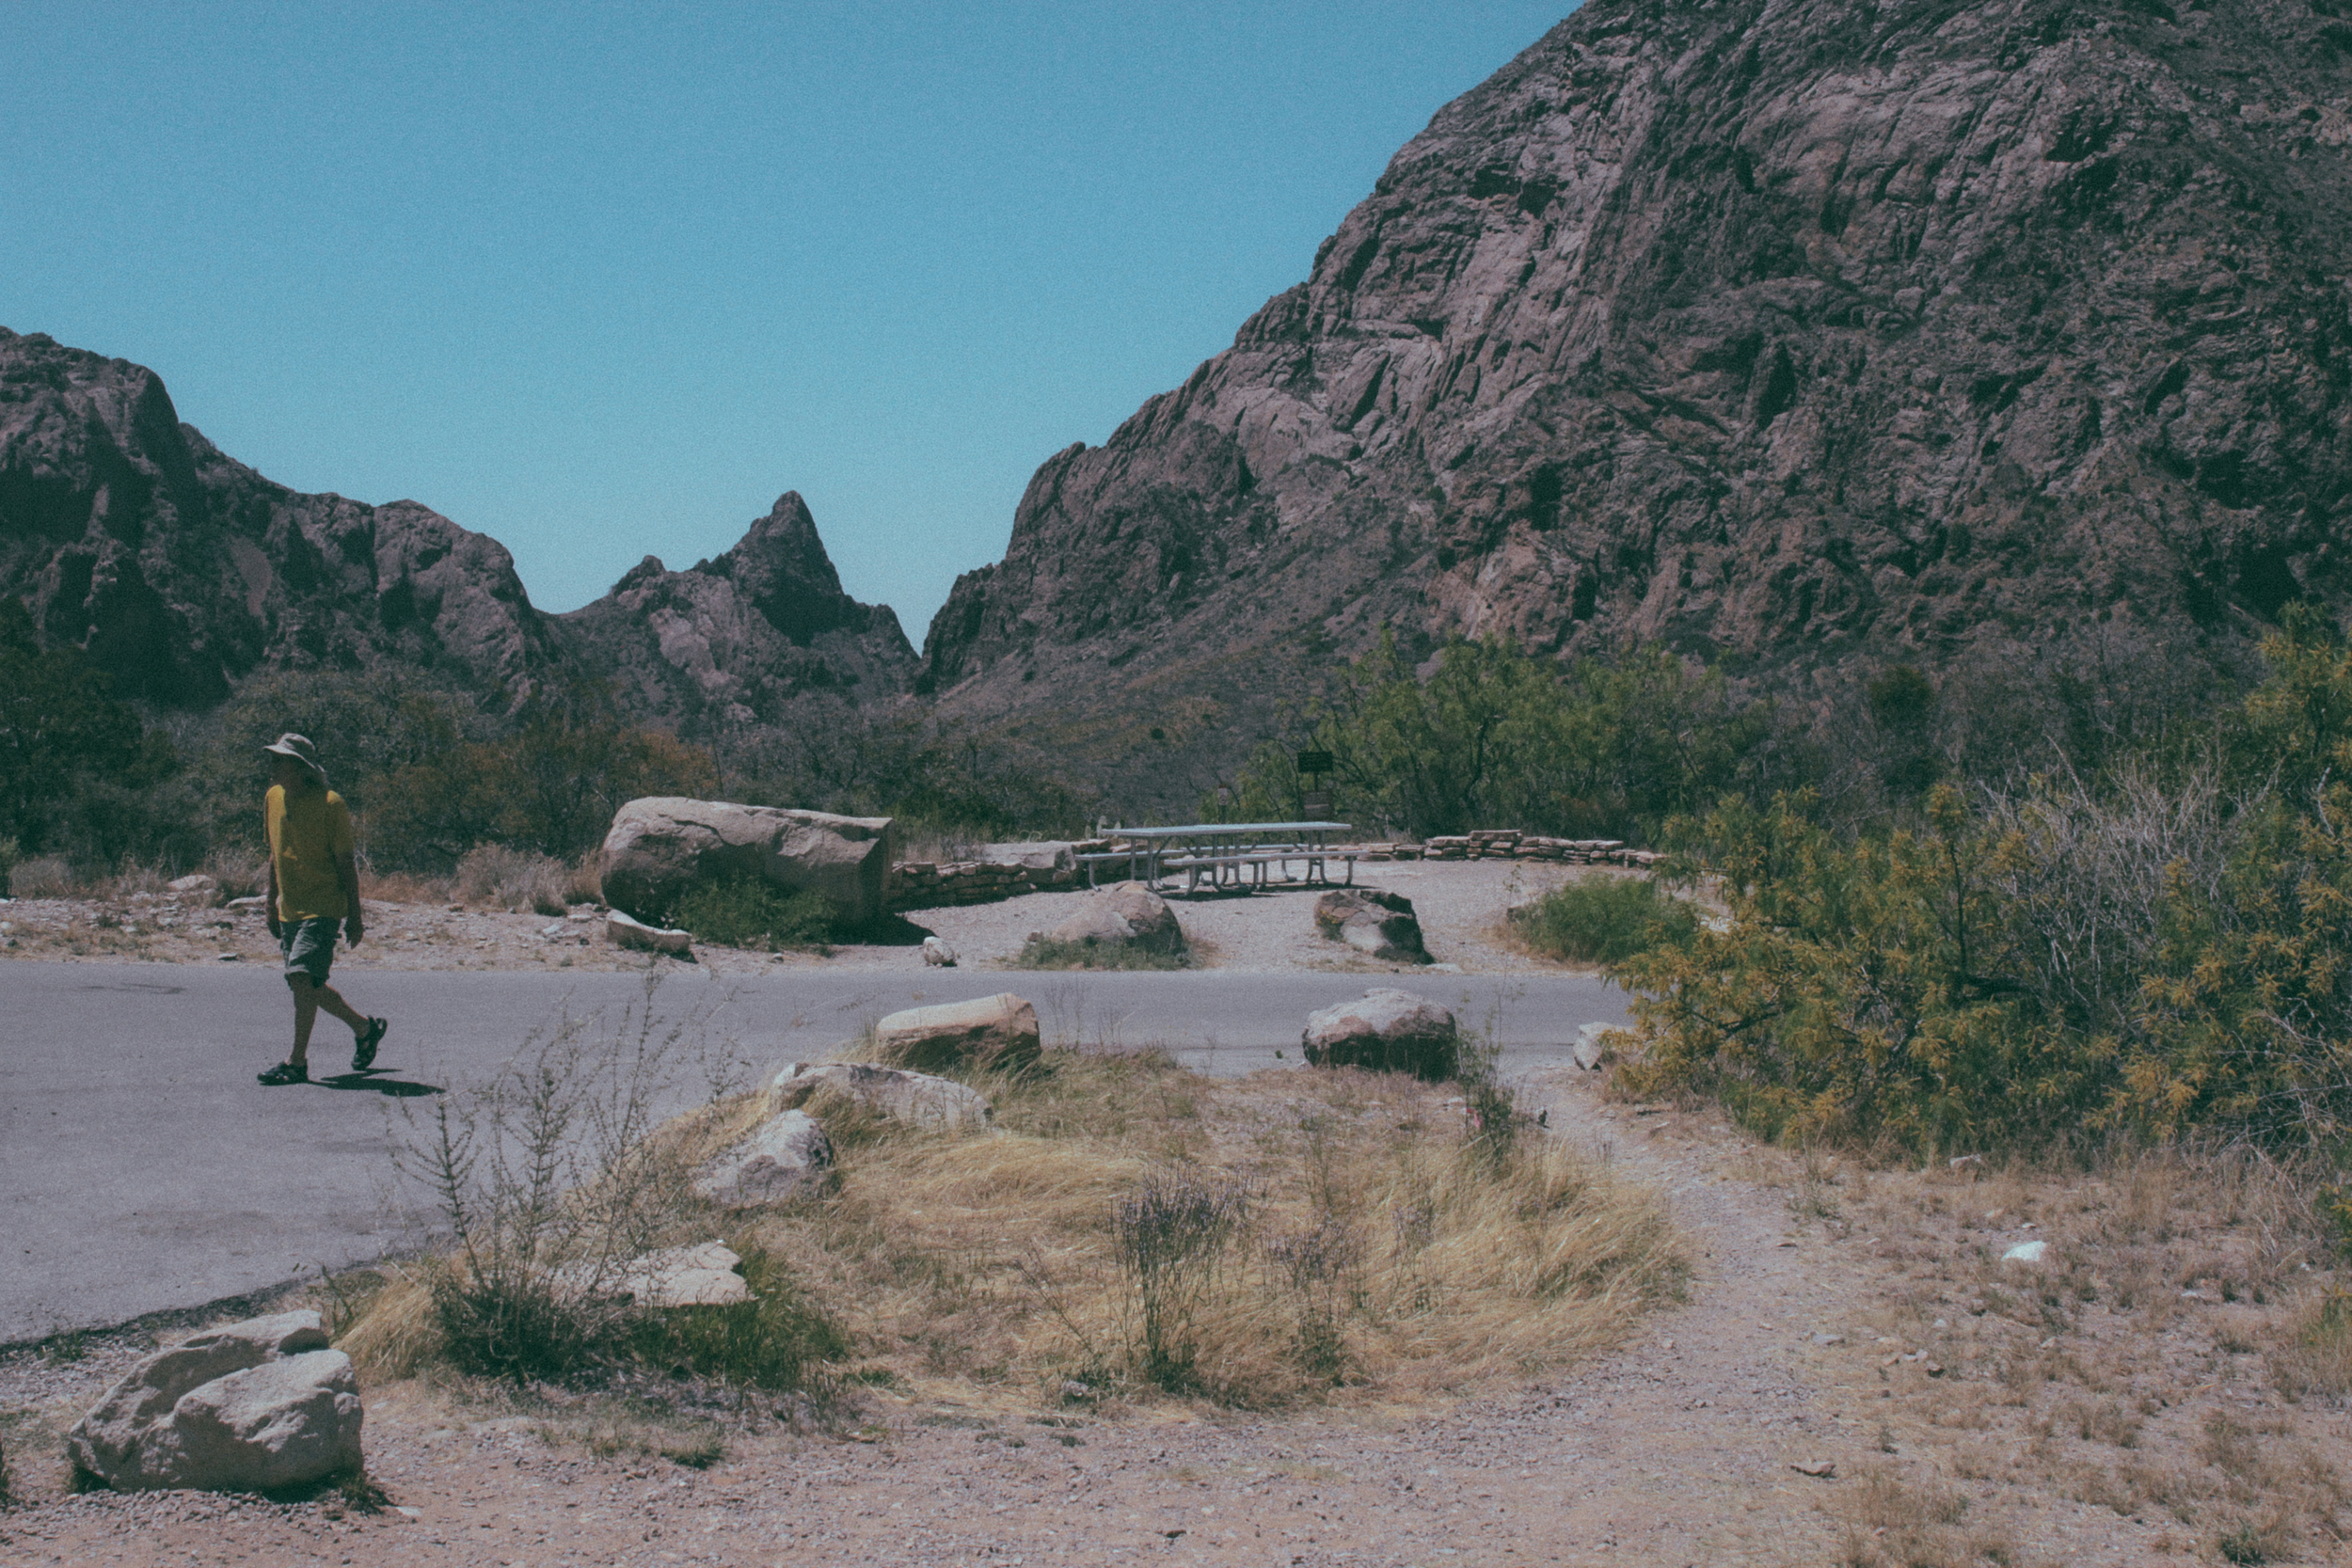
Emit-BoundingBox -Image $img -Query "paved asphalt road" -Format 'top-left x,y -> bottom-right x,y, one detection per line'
0,960 -> 1632,1342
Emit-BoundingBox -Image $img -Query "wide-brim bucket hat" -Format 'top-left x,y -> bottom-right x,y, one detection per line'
262,732 -> 328,786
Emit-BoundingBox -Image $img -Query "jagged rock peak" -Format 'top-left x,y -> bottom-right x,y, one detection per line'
554,491 -> 916,728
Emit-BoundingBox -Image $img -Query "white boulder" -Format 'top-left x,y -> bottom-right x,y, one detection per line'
607,909 -> 693,957
67,1310 -> 363,1493
1044,881 -> 1185,957
614,1242 -> 753,1307
921,935 -> 959,967
1301,989 -> 1461,1081
693,1109 -> 834,1206
874,992 -> 1041,1074
771,1060 -> 991,1132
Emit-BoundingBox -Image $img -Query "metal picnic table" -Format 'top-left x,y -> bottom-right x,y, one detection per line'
1081,821 -> 1356,892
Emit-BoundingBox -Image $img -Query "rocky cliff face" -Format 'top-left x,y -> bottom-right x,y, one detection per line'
0,328 -> 913,721
0,328 -> 556,704
552,492 -> 917,727
921,0 -> 2352,800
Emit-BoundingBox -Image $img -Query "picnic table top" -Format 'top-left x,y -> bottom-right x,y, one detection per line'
1104,821 -> 1351,841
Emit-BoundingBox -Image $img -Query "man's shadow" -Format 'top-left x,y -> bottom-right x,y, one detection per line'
311,1069 -> 442,1098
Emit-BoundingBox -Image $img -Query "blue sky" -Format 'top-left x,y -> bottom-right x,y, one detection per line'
3,2 -> 1572,645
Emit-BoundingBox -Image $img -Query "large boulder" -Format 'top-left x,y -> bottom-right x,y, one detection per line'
601,798 -> 895,928
67,1310 -> 363,1493
693,1109 -> 834,1207
1301,989 -> 1460,1081
873,993 -> 1041,1075
1044,881 -> 1185,957
1313,888 -> 1430,964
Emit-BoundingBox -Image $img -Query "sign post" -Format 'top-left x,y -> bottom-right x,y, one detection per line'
1296,751 -> 1335,819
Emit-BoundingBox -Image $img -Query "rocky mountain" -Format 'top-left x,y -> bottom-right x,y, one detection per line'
552,493 -> 917,727
0,327 -> 914,719
920,0 -> 2352,802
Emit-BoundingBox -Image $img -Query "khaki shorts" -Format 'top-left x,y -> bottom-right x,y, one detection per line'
279,916 -> 341,987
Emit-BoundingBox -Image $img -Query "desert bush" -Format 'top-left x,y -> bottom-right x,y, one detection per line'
1619,610 -> 2352,1154
1015,934 -> 1191,971
389,993 -> 707,1382
7,855 -> 75,898
1207,634 -> 1771,841
454,844 -> 570,914
199,844 -> 267,900
1509,874 -> 1699,964
564,852 -> 605,907
1117,1171 -> 1251,1390
671,872 -> 834,950
0,600 -> 180,865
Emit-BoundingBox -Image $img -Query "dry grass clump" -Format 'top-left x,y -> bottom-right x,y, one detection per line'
454,844 -> 572,915
1835,1468 -> 2010,1568
7,855 -> 76,897
736,1048 -> 1686,1409
2272,1289 -> 2352,1402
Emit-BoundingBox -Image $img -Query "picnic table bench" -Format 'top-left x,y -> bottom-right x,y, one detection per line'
1079,822 -> 1358,892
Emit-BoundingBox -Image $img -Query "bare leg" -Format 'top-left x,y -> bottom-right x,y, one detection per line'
287,977 -> 368,1069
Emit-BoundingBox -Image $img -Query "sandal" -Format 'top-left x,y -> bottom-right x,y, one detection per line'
352,1017 -> 388,1073
257,1061 -> 309,1086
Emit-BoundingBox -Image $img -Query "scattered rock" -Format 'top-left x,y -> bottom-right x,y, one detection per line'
607,909 -> 693,958
873,993 -> 1041,1075
1810,1332 -> 1845,1347
215,952 -> 241,962
2002,1241 -> 2049,1265
66,1310 -> 363,1493
226,896 -> 268,912
1044,881 -> 1185,957
1572,1021 -> 1620,1071
1949,1153 -> 1985,1169
979,842 -> 1077,876
1300,989 -> 1460,1081
614,1242 -> 751,1307
921,935 -> 959,967
601,797 -> 895,928
693,1110 -> 834,1207
166,874 -> 220,904
1311,888 -> 1430,963
771,1060 -> 991,1132
1791,1460 -> 1836,1480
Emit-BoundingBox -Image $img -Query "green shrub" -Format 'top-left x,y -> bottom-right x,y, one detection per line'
628,1243 -> 850,1390
673,874 -> 835,951
1205,633 -> 1770,840
1015,935 -> 1191,971
1510,875 -> 1699,964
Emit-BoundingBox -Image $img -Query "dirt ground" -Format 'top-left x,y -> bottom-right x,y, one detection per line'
4,1059 -> 2344,1567
0,861 -> 1596,977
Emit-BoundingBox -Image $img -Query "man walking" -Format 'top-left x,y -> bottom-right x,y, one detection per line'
256,734 -> 388,1086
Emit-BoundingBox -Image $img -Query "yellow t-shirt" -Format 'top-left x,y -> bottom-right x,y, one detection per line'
267,784 -> 356,921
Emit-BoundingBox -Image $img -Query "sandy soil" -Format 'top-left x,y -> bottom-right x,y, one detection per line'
6,1064 -> 2343,1567
0,861 -> 1597,978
